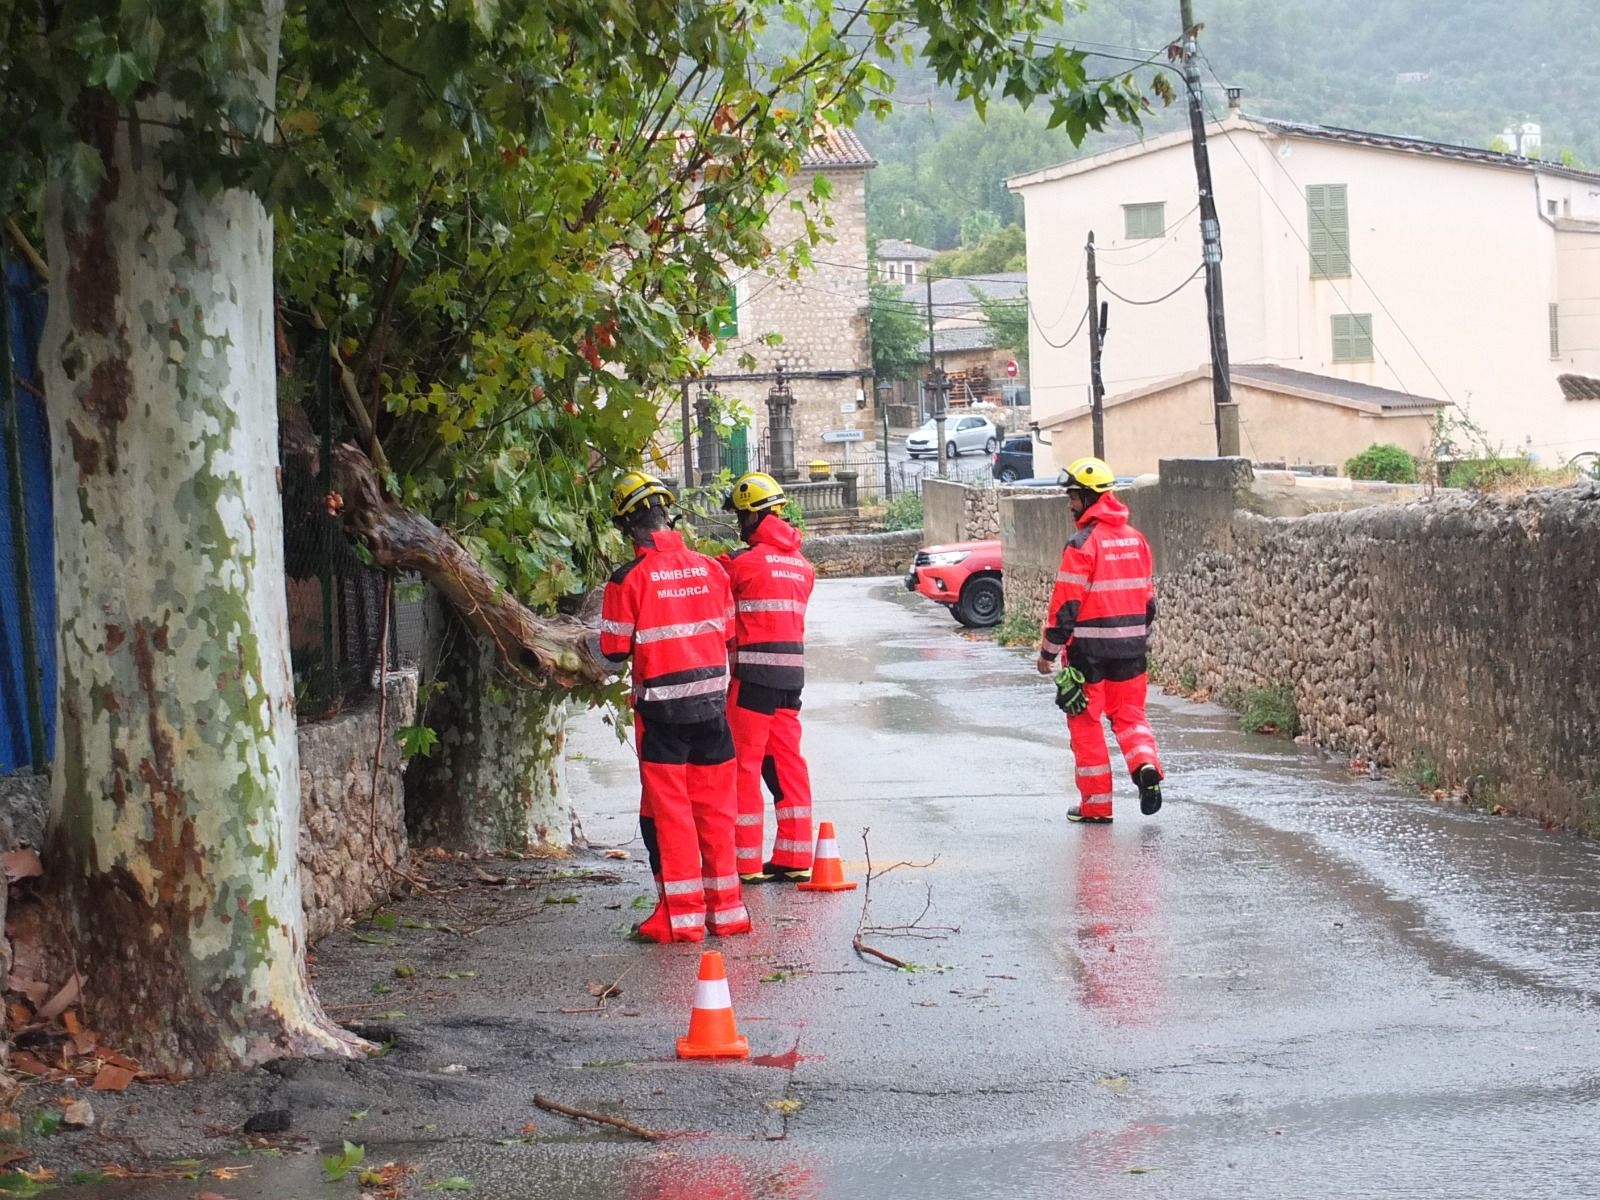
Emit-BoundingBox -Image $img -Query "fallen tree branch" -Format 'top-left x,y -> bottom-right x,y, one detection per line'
533,1094 -> 669,1141
304,437 -> 615,688
850,933 -> 909,969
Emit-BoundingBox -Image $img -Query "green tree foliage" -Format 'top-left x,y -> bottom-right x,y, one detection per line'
931,226 -> 1028,276
977,291 -> 1030,372
869,276 -> 928,383
867,104 -> 1087,246
1344,443 -> 1419,483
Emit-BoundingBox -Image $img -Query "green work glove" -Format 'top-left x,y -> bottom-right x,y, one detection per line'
1053,665 -> 1088,716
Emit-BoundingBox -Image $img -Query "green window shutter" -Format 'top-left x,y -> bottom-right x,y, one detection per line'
1332,313 -> 1373,362
716,281 -> 738,338
1549,302 -> 1561,357
1123,202 -> 1165,240
1308,184 -> 1351,278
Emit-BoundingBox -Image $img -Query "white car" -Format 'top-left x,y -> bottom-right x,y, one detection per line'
905,414 -> 998,460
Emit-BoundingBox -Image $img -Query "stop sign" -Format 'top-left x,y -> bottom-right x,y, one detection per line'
1005,359 -> 1018,378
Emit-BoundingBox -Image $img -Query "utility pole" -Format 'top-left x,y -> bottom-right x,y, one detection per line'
1086,233 -> 1108,460
926,274 -> 948,479
1179,0 -> 1239,456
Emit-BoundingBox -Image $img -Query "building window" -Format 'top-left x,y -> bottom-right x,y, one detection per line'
1123,202 -> 1166,240
1331,313 -> 1373,362
715,279 -> 740,338
904,262 -> 916,285
884,262 -> 898,282
1547,198 -> 1559,217
1550,302 -> 1561,358
1307,183 -> 1351,278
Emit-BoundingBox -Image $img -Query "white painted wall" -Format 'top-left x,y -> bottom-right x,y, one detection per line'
1014,120 -> 1600,472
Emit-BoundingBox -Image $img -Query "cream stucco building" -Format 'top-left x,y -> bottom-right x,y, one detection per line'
1009,110 -> 1600,475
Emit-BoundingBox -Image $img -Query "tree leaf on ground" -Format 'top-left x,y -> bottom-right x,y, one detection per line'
321,1141 -> 365,1181
1097,1075 -> 1130,1094
394,963 -> 417,978
92,1065 -> 136,1092
441,971 -> 477,980
25,1110 -> 60,1137
630,895 -> 651,910
370,912 -> 400,931
424,1176 -> 474,1191
351,931 -> 396,945
0,850 -> 42,883
763,1098 -> 803,1114
543,895 -> 579,905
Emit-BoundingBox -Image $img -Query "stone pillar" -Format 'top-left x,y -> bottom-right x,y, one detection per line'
766,366 -> 798,483
695,387 -> 722,484
835,469 -> 859,512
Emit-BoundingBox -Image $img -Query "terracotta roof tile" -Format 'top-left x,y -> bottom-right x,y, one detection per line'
801,127 -> 875,169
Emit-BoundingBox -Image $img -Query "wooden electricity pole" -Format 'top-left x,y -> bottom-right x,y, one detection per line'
1179,0 -> 1239,456
1086,233 -> 1107,460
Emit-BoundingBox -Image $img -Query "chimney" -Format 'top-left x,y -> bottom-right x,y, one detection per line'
1226,86 -> 1243,112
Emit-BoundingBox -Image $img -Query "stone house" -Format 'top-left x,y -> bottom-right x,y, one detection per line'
877,238 -> 936,286
1009,104 -> 1600,476
703,128 -> 877,474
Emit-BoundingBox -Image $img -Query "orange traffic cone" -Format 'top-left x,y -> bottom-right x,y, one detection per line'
796,821 -> 857,892
676,950 -> 749,1060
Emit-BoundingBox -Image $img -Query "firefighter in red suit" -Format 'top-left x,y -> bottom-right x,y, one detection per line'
718,472 -> 816,884
1036,456 -> 1165,823
598,471 -> 750,942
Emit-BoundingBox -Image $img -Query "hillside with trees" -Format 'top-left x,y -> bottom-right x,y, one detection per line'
864,0 -> 1600,248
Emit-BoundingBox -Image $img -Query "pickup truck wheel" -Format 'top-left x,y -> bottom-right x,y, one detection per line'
953,576 -> 1004,628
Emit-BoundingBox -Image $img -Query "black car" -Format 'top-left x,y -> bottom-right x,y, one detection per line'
990,435 -> 1034,483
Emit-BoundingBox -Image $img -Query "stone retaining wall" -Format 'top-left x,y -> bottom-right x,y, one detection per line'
0,672 -> 418,945
926,478 -> 1054,547
299,671 -> 417,940
806,529 -> 921,577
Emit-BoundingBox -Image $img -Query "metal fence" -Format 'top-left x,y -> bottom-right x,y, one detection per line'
280,334 -> 393,721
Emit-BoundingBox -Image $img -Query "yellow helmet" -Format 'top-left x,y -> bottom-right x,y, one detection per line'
1059,456 -> 1116,493
610,470 -> 676,519
722,471 -> 787,514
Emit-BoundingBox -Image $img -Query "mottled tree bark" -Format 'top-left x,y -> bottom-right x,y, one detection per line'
405,591 -> 579,854
38,2 -> 362,1072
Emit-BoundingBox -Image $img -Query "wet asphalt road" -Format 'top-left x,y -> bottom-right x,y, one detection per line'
59,577 -> 1600,1198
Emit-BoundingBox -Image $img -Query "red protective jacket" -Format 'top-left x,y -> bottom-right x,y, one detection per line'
1039,492 -> 1156,664
718,516 -> 814,692
600,530 -> 735,724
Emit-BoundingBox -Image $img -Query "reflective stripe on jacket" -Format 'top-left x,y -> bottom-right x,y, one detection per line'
1040,492 -> 1156,662
600,530 -> 734,723
718,515 -> 814,691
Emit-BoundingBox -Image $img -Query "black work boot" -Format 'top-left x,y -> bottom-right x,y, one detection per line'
1135,765 -> 1163,816
762,860 -> 812,884
1066,806 -> 1113,824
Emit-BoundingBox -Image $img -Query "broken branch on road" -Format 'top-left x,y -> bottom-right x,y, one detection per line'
852,828 -> 954,968
532,1094 -> 670,1141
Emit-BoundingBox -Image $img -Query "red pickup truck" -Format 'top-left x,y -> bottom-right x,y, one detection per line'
903,539 -> 1004,628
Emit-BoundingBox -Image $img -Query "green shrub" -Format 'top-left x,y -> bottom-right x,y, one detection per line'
1442,454 -> 1577,492
993,610 -> 1038,647
1344,443 -> 1418,483
883,492 -> 924,531
1178,665 -> 1198,693
1239,687 -> 1299,737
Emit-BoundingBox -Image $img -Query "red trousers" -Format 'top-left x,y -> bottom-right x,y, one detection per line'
726,679 -> 814,873
634,715 -> 749,942
1066,673 -> 1162,820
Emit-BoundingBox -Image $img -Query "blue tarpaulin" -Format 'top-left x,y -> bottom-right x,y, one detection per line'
1,260 -> 56,770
